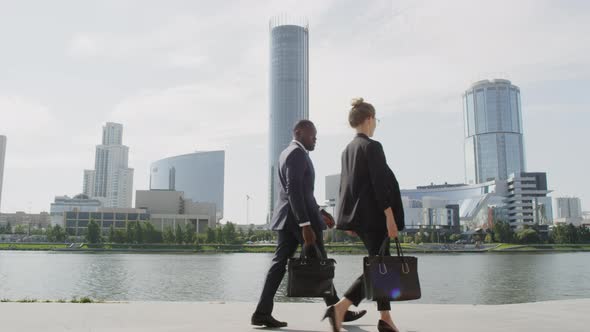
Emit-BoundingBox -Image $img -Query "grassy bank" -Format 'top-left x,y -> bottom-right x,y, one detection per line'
0,297 -> 100,303
0,243 -> 69,250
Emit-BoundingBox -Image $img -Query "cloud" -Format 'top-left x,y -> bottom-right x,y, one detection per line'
0,96 -> 57,136
67,33 -> 100,58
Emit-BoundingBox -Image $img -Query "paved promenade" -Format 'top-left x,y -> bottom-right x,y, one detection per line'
1,299 -> 588,332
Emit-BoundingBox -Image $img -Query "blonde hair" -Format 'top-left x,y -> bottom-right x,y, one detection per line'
348,97 -> 376,127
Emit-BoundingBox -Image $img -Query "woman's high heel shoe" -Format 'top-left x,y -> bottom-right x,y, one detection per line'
378,319 -> 399,332
322,305 -> 339,332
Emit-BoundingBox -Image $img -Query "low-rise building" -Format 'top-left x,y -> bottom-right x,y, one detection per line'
553,197 -> 583,225
0,211 -> 51,229
136,189 -> 217,233
326,172 -> 553,232
63,208 -> 149,236
50,194 -> 103,226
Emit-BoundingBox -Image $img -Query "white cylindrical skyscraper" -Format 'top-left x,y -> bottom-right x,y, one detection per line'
268,16 -> 309,218
463,79 -> 526,184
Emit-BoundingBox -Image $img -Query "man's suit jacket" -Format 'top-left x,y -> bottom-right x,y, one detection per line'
336,133 -> 405,233
270,141 -> 326,232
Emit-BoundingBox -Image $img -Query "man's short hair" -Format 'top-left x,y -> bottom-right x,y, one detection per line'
293,120 -> 315,134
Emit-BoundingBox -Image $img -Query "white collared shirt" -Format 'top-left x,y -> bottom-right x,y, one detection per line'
292,140 -> 308,153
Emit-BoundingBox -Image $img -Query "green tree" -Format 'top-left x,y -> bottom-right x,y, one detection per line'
47,224 -> 66,242
108,225 -> 115,243
484,233 -> 493,243
113,229 -> 127,243
206,227 -> 216,243
515,228 -> 540,244
566,224 -> 579,244
125,221 -> 136,243
414,232 -> 424,244
578,226 -> 590,243
184,223 -> 196,244
175,224 -> 184,244
493,221 -> 514,243
5,222 -> 12,234
196,233 -> 207,245
403,235 -> 414,243
216,227 -> 224,244
247,227 -> 254,239
163,226 -> 175,244
449,234 -> 461,242
144,222 -> 162,243
429,230 -> 437,243
86,220 -> 101,244
223,222 -> 237,244
551,224 -> 568,244
14,224 -> 27,234
134,221 -> 144,244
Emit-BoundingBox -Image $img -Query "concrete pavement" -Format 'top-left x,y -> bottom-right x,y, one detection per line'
0,299 -> 588,332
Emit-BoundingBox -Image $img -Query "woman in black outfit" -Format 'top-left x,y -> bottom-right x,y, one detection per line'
324,98 -> 405,332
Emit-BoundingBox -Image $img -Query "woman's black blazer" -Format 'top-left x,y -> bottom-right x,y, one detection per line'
336,133 -> 405,233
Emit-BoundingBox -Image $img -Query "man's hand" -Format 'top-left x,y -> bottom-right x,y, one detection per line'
302,225 -> 316,246
321,209 -> 335,229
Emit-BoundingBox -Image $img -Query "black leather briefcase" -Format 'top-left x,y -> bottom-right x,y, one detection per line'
287,245 -> 336,298
363,238 -> 421,301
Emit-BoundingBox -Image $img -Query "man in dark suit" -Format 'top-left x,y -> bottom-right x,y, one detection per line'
251,120 -> 366,328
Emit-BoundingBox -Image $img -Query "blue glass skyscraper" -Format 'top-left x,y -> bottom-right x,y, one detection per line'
463,79 -> 526,184
150,151 -> 225,219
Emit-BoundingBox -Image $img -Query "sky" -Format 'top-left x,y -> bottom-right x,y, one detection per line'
1,0 -> 589,223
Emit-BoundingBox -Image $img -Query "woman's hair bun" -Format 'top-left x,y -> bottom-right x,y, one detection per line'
351,97 -> 364,108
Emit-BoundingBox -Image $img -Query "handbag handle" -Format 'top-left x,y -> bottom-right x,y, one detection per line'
379,237 -> 404,257
300,243 -> 325,260
378,237 -> 407,266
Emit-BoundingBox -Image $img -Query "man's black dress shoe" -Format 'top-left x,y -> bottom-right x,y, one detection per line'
251,313 -> 288,328
343,309 -> 367,322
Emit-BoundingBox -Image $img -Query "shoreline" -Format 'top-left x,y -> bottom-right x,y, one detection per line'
1,243 -> 589,253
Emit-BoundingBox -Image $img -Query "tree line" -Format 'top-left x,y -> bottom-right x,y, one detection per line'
84,220 -> 276,245
490,221 -> 590,244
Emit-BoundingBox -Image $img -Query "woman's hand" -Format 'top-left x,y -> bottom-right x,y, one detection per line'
385,207 -> 398,239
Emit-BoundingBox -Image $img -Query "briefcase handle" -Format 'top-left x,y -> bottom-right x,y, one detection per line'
378,237 -> 409,274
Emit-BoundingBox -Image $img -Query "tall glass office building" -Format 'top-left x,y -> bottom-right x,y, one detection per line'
268,16 -> 309,217
150,151 -> 225,219
463,79 -> 526,184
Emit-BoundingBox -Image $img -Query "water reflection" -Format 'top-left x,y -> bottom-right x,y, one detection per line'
0,251 -> 588,304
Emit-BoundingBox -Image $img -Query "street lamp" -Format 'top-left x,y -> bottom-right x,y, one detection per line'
246,195 -> 251,225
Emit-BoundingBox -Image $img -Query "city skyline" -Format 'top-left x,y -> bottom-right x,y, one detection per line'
1,1 -> 589,223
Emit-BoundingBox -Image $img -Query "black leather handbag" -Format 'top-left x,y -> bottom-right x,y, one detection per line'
363,238 -> 421,301
287,245 -> 336,298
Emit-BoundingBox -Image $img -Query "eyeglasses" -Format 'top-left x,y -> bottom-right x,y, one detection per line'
375,117 -> 381,124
